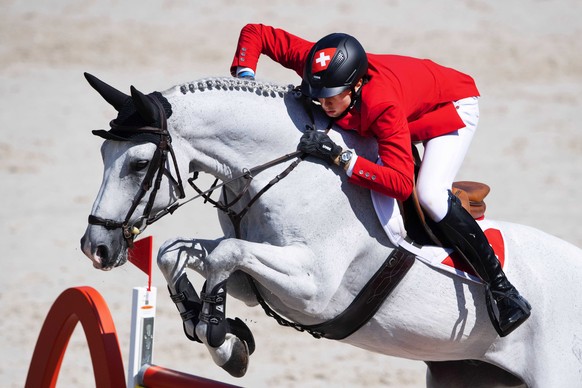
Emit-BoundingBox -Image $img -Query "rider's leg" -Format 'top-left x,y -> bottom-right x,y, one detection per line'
416,97 -> 478,223
435,191 -> 531,336
416,97 -> 531,337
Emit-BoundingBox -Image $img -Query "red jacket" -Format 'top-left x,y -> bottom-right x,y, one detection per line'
230,24 -> 480,201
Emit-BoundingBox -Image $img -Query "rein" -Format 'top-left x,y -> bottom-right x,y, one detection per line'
188,151 -> 306,238
88,95 -> 309,249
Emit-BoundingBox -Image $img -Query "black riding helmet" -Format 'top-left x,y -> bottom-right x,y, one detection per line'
301,33 -> 368,99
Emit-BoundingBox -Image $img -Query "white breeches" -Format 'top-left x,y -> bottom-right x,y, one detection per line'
416,97 -> 480,222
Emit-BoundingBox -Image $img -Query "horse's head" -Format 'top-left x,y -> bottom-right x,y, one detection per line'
80,73 -> 185,270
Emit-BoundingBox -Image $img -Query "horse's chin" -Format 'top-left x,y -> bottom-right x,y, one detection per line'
101,253 -> 128,271
95,256 -> 128,271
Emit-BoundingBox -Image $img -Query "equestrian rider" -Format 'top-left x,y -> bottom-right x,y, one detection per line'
229,23 -> 531,337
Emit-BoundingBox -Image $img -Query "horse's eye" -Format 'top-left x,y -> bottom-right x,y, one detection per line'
131,160 -> 149,171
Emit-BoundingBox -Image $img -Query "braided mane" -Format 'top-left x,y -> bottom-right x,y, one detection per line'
176,77 -> 296,99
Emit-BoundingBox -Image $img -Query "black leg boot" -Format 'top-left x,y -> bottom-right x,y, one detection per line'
168,273 -> 202,343
433,191 -> 532,337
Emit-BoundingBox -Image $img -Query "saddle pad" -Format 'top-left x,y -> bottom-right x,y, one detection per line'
371,190 -> 506,284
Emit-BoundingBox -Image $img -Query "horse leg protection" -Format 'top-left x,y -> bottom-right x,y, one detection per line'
199,281 -> 256,353
433,191 -> 532,337
200,280 -> 229,348
168,273 -> 202,343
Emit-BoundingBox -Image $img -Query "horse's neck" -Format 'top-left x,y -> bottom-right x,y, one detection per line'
164,78 -> 305,181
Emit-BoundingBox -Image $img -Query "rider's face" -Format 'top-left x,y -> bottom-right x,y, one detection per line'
317,79 -> 363,118
318,89 -> 352,118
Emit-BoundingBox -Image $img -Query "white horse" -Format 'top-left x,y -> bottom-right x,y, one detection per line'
80,73 -> 582,387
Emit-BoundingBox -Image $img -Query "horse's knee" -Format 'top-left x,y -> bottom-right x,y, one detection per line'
157,238 -> 176,265
156,238 -> 182,279
158,238 -> 219,282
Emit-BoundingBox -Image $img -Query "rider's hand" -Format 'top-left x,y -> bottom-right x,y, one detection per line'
236,67 -> 255,80
298,130 -> 342,164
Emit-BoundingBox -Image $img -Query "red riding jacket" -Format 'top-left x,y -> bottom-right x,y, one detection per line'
230,24 -> 480,201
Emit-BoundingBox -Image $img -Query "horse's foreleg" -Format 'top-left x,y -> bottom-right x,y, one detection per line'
157,237 -> 222,342
193,238 -> 340,375
157,237 -> 255,377
191,239 -> 325,377
201,239 -> 329,313
159,237 -> 334,378
158,237 -> 223,284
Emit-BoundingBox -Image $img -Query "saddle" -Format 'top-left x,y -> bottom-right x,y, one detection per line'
450,181 -> 490,219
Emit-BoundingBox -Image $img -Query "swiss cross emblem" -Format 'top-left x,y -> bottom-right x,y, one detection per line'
311,48 -> 336,73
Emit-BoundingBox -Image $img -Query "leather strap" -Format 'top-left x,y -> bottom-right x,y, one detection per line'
249,246 -> 416,340
303,247 -> 416,339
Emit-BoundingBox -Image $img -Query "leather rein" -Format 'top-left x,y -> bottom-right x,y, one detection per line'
88,97 -> 307,249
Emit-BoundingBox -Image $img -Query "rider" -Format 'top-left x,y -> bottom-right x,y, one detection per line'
229,23 -> 531,336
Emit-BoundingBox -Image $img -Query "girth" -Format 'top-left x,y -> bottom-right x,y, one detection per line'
302,247 -> 416,339
249,247 -> 416,340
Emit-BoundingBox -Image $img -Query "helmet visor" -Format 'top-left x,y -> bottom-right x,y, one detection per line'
300,80 -> 350,99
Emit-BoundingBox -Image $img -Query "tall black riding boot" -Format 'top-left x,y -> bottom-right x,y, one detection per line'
433,191 -> 531,337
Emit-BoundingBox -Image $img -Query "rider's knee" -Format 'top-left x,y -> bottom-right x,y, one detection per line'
416,186 -> 449,222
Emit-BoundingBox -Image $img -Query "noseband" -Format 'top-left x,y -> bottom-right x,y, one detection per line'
88,97 -> 185,247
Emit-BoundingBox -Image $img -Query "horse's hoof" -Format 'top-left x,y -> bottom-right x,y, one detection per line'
220,337 -> 250,378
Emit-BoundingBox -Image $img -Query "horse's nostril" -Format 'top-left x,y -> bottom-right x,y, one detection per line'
96,245 -> 110,262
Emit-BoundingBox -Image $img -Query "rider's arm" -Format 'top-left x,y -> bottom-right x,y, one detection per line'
230,23 -> 314,78
347,104 -> 415,202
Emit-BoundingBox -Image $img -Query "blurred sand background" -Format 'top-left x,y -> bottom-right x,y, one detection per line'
1,0 -> 581,386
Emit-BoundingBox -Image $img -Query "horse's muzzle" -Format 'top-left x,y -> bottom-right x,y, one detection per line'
80,232 -> 127,270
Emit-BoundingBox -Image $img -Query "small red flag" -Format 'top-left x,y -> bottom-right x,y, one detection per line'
128,236 -> 153,289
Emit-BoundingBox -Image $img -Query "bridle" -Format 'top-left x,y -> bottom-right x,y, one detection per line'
88,96 -> 306,247
88,98 -> 186,247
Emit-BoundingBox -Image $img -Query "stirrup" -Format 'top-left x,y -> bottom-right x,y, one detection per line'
485,286 -> 532,337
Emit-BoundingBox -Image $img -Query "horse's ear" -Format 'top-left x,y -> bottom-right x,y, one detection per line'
84,72 -> 129,111
130,85 -> 159,125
